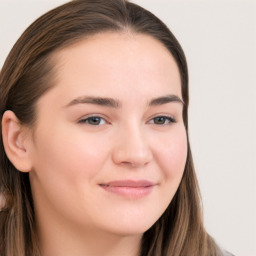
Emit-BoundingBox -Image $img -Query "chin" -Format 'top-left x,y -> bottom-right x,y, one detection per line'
102,218 -> 157,237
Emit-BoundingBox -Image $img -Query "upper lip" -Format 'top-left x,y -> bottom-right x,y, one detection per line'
100,180 -> 155,187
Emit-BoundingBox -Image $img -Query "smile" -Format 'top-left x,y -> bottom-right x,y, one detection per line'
99,180 -> 156,199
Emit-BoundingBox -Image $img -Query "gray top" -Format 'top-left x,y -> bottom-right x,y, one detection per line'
223,249 -> 235,256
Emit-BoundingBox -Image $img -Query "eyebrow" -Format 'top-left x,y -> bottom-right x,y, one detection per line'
65,96 -> 120,108
65,94 -> 184,108
149,94 -> 184,106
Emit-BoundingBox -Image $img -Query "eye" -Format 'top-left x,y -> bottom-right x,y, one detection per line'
149,115 -> 176,125
78,116 -> 107,126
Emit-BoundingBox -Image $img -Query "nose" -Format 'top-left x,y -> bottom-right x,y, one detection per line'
112,124 -> 153,168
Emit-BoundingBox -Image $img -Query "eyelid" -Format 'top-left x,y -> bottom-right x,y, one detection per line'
147,114 -> 176,125
78,114 -> 110,125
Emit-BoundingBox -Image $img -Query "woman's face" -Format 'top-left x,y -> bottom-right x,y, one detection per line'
28,32 -> 187,237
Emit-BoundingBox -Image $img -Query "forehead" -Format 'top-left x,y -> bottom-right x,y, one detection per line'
47,32 -> 182,102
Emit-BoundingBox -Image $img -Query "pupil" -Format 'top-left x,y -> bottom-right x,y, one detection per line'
155,117 -> 165,124
89,117 -> 100,125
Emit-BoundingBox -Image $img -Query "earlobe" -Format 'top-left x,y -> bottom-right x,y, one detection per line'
2,110 -> 33,173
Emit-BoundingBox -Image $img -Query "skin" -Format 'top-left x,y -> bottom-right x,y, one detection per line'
2,32 -> 187,256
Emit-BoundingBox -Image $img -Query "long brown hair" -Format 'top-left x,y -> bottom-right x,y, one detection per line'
0,0 -> 222,255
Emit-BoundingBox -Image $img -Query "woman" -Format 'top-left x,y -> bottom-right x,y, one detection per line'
0,0 -> 233,255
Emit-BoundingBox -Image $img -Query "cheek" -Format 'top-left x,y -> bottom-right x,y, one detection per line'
155,127 -> 187,181
29,127 -> 112,221
31,127 -> 111,184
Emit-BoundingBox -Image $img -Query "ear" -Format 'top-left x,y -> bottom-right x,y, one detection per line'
2,110 -> 33,173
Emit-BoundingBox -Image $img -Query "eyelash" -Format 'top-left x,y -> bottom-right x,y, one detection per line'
78,116 -> 107,126
148,115 -> 176,125
78,115 -> 176,126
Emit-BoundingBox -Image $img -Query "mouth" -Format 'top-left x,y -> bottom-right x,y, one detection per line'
99,180 -> 156,199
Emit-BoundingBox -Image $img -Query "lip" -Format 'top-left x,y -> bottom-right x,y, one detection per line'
99,180 -> 156,199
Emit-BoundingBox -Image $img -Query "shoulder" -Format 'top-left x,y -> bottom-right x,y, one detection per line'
222,250 -> 235,256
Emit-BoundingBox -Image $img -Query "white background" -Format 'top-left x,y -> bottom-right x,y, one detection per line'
0,1 -> 255,256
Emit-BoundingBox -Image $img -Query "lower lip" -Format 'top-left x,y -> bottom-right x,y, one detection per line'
100,185 -> 155,199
